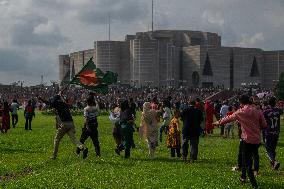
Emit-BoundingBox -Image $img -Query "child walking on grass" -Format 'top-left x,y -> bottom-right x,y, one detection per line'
166,110 -> 181,158
224,106 -> 234,138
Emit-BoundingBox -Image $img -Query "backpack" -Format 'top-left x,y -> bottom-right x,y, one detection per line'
26,105 -> 33,113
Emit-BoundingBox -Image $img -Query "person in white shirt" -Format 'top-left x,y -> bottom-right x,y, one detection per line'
10,99 -> 19,128
76,94 -> 100,157
159,100 -> 172,143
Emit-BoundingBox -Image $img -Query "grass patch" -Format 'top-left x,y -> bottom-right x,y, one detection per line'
0,111 -> 283,188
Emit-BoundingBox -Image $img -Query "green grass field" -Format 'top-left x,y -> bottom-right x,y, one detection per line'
0,111 -> 283,189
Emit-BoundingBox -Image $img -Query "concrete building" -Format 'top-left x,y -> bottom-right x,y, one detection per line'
59,30 -> 284,89
94,41 -> 130,84
58,55 -> 70,85
70,49 -> 94,76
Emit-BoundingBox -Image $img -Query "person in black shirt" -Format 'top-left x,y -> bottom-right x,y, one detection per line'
181,100 -> 203,162
39,93 -> 88,160
129,98 -> 136,118
24,100 -> 35,130
263,97 -> 283,170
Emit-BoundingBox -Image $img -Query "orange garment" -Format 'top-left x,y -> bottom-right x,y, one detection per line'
166,117 -> 181,148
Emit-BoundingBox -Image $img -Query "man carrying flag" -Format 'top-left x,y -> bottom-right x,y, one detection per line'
69,57 -> 118,157
39,90 -> 89,160
40,57 -> 118,159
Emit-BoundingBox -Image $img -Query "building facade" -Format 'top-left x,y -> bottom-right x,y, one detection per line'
59,30 -> 284,89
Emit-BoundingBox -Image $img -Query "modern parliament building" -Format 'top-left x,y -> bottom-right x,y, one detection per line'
59,30 -> 284,89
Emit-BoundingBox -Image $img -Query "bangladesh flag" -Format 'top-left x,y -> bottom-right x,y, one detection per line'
70,57 -> 118,94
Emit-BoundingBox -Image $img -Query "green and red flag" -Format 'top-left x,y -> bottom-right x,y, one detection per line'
70,57 -> 118,94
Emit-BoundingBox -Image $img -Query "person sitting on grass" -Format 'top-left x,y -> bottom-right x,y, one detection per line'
166,109 -> 181,158
76,94 -> 100,157
39,91 -> 88,160
214,95 -> 267,189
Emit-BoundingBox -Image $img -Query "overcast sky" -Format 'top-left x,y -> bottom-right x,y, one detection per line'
1,0 -> 284,86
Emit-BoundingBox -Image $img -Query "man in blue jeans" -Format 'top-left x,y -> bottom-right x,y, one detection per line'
181,100 -> 203,162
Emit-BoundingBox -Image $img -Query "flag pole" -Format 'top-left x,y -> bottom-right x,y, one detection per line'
152,0 -> 154,32
59,82 -> 70,96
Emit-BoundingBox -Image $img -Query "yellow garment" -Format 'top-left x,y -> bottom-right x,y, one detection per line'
166,117 -> 181,148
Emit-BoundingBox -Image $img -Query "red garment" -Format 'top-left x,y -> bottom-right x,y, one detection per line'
2,107 -> 10,132
205,101 -> 215,134
226,111 -> 233,116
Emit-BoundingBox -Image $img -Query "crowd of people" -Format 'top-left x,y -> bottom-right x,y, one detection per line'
0,84 -> 281,188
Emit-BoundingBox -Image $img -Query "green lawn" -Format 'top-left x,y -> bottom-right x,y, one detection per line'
0,111 -> 283,188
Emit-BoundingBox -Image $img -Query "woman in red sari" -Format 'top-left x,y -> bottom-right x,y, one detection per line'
0,103 -> 2,133
204,100 -> 216,135
1,101 -> 11,133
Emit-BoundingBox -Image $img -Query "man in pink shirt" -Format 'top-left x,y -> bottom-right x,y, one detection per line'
214,95 -> 267,189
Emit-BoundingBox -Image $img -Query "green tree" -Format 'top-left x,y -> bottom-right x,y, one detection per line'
275,72 -> 284,100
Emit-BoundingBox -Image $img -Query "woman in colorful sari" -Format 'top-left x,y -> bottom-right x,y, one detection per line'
140,102 -> 159,159
166,109 -> 181,157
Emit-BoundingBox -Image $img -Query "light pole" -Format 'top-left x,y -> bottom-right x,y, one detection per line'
278,50 -> 280,80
